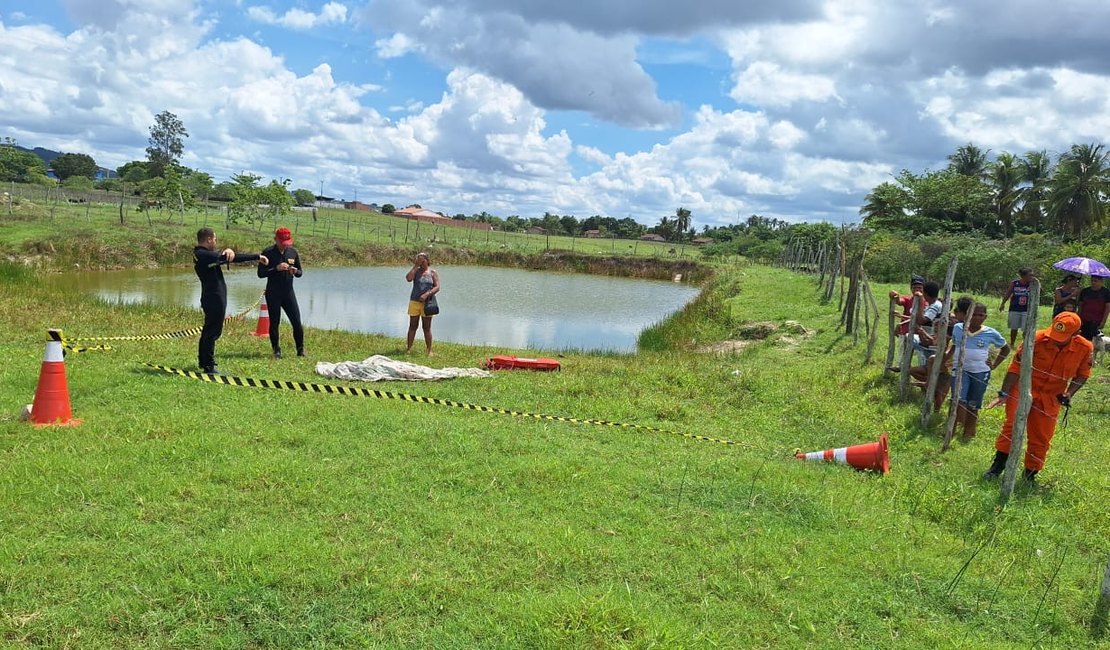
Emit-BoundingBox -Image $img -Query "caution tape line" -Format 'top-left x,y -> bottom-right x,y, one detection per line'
144,363 -> 742,447
61,342 -> 114,353
64,295 -> 261,343
65,326 -> 204,343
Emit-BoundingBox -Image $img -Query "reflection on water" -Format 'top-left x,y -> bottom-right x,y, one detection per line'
48,265 -> 699,352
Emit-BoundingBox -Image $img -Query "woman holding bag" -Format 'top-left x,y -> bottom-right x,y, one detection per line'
405,251 -> 440,355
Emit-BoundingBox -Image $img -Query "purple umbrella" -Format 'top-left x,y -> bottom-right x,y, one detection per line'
1052,256 -> 1110,276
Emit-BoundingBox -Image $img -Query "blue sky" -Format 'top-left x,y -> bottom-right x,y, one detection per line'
2,1 -> 1108,228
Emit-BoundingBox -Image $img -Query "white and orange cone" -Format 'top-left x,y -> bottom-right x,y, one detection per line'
795,433 -> 889,474
250,294 -> 270,337
29,330 -> 81,427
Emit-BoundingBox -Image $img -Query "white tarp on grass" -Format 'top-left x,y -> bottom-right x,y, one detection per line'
315,355 -> 491,382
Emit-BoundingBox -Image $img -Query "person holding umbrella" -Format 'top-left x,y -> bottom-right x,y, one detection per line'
1053,256 -> 1110,342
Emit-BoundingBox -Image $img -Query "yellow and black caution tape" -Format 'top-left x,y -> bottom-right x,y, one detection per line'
144,363 -> 744,447
62,294 -> 262,344
63,326 -> 204,343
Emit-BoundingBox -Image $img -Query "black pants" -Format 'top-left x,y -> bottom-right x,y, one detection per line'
198,299 -> 225,369
268,291 -> 304,353
1080,321 -> 1101,341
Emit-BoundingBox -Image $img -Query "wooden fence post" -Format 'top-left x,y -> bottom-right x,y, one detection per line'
863,273 -> 881,363
885,295 -> 898,374
1000,279 -> 1040,504
942,307 -> 975,451
922,257 -> 958,426
898,296 -> 922,399
1093,553 -> 1110,637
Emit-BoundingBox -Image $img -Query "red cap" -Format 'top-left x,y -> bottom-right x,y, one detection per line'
275,227 -> 293,245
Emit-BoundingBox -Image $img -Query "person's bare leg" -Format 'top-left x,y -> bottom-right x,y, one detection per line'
934,376 -> 950,411
421,316 -> 433,355
406,316 -> 419,353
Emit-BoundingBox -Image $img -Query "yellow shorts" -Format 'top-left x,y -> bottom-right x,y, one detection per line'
408,300 -> 432,317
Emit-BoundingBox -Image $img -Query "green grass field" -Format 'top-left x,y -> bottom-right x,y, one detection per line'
1,183 -> 691,263
0,229 -> 1108,647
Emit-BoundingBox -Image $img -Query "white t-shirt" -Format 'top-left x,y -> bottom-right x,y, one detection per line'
951,324 -> 1007,373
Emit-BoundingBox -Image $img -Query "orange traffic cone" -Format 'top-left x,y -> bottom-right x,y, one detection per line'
250,294 -> 270,337
795,433 -> 889,474
29,330 -> 81,427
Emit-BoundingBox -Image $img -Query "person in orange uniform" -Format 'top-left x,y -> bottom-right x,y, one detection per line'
981,311 -> 1093,483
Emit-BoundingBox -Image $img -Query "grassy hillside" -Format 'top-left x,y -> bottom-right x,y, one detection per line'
1,259 -> 1107,648
0,184 -> 693,266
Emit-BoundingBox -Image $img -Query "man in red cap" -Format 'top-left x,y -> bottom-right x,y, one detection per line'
257,227 -> 305,358
982,311 -> 1093,483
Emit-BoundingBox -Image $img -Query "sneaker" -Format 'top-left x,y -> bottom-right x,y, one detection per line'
273,349 -> 282,359
1022,469 -> 1038,484
201,366 -> 222,376
297,349 -> 305,357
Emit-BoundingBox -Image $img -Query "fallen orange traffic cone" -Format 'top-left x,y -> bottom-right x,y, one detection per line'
250,294 -> 270,337
29,330 -> 81,427
795,433 -> 889,474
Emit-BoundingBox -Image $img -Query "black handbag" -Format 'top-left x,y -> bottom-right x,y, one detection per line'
424,295 -> 440,315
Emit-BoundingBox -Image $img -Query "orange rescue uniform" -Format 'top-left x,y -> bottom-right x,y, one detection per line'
995,329 -> 1093,471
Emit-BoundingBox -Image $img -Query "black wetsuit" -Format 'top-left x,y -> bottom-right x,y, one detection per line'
194,246 -> 261,372
257,243 -> 305,355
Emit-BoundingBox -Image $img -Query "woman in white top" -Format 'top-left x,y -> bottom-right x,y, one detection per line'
943,302 -> 1011,441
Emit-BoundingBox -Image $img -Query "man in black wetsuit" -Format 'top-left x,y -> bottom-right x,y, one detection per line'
193,227 -> 268,374
257,227 -> 305,358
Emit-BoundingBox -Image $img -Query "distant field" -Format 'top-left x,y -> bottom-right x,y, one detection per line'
1,182 -> 696,261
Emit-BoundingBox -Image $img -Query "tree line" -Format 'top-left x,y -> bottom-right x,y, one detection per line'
860,142 -> 1109,240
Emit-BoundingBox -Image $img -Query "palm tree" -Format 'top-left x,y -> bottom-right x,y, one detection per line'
674,207 -> 692,239
1017,150 -> 1052,232
989,152 -> 1022,236
1046,143 -> 1110,238
947,143 -> 991,180
859,181 -> 908,228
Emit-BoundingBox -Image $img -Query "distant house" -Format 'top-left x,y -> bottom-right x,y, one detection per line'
395,207 -> 447,219
526,226 -> 546,235
692,237 -> 714,246
392,205 -> 493,231
344,201 -> 375,212
583,229 -> 601,238
639,233 -> 666,242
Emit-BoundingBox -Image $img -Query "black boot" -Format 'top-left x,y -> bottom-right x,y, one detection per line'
273,348 -> 282,359
1022,468 -> 1038,484
297,348 -> 305,357
982,451 -> 1008,479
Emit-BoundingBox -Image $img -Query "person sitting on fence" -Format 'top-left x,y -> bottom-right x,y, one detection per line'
889,275 -> 926,337
910,296 -> 973,411
944,302 -> 1010,442
911,281 -> 945,365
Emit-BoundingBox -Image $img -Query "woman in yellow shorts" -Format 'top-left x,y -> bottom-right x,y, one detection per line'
405,252 -> 440,354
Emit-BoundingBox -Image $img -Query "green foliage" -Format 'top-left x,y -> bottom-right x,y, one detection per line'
227,173 -> 292,224
0,142 -> 48,182
61,175 -> 94,190
51,152 -> 98,180
116,160 -> 150,183
182,170 -> 214,200
292,188 -> 316,206
146,110 -> 188,177
864,142 -> 1109,240
381,203 -> 395,214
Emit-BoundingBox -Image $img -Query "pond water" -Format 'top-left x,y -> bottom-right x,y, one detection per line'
50,265 -> 699,352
